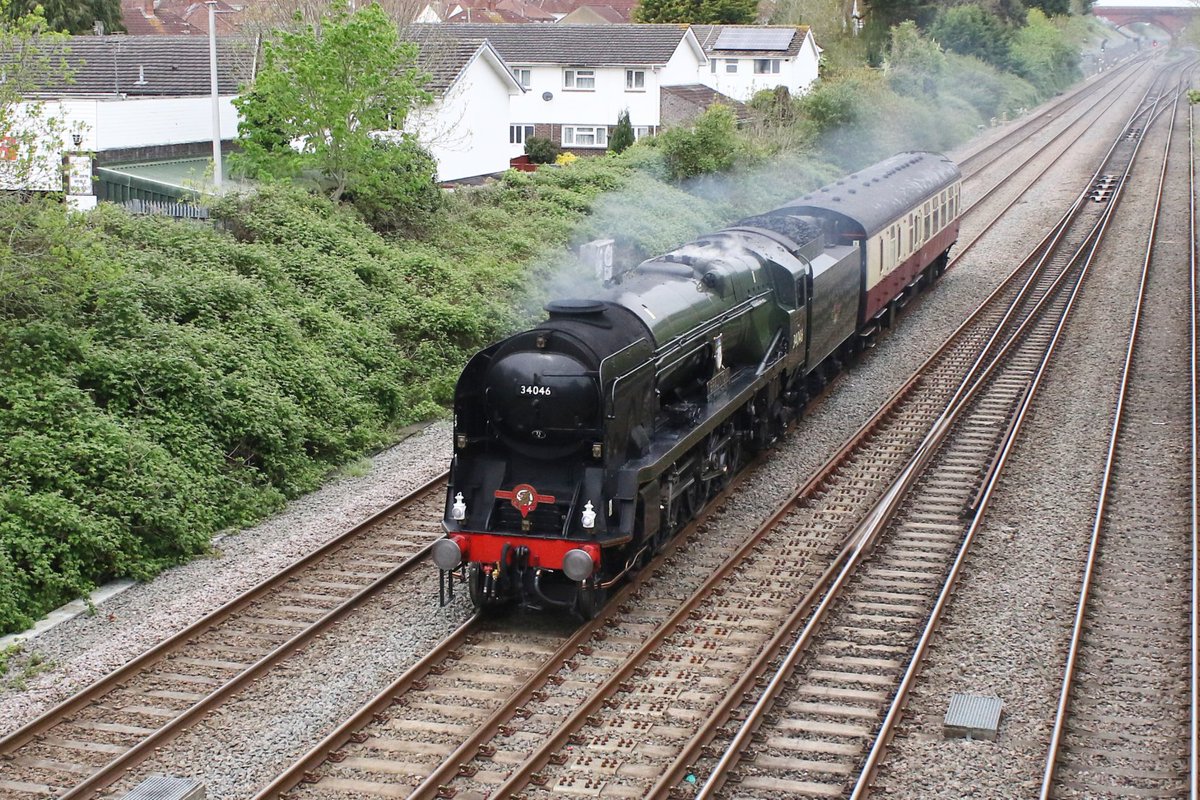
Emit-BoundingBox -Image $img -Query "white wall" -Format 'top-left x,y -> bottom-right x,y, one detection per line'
660,38 -> 707,87
407,53 -> 515,182
94,95 -> 239,151
698,32 -> 820,103
507,64 -> 662,153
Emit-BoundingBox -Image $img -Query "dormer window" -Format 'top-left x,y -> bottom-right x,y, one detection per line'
564,68 -> 595,90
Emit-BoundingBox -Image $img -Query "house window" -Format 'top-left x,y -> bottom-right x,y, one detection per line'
564,69 -> 595,90
510,124 -> 535,145
625,69 -> 645,90
563,125 -> 608,148
634,126 -> 651,140
513,67 -> 532,89
710,59 -> 717,73
753,58 -> 781,74
724,59 -> 738,73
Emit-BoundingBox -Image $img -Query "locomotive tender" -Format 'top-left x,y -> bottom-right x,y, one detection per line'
433,151 -> 963,616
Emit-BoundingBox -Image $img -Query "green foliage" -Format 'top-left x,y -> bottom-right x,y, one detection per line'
655,104 -> 741,181
1008,8 -> 1081,95
1027,0 -> 1071,16
524,136 -> 561,164
4,0 -> 122,33
1189,89 -> 1200,105
341,137 -> 444,235
230,3 -> 433,203
940,52 -> 1038,120
885,20 -> 947,98
929,4 -> 1012,69
609,109 -> 635,154
0,643 -> 19,676
749,86 -> 798,126
634,0 -> 755,23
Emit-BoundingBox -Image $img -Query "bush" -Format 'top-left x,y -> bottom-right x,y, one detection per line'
657,104 -> 741,181
344,137 -> 444,235
525,136 -> 561,164
1008,9 -> 1081,95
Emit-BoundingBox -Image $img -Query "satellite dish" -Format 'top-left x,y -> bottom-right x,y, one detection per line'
542,91 -> 554,101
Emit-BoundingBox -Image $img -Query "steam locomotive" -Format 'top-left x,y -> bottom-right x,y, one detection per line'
433,151 -> 963,617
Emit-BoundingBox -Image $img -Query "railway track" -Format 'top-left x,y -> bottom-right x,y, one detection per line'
0,477 -> 447,800
955,53 -> 1146,181
0,54 -> 1170,800
251,62 -> 1180,800
1037,67 -> 1198,800
509,69 -> 1179,800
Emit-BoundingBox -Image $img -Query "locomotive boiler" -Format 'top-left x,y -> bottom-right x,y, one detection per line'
432,151 -> 964,617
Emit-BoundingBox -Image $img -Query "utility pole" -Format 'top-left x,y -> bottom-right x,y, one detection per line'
207,0 -> 223,188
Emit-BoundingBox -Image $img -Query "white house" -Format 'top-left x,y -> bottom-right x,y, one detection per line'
399,34 -> 525,182
429,23 -> 728,157
6,33 -> 524,201
692,25 -> 821,103
2,36 -> 248,208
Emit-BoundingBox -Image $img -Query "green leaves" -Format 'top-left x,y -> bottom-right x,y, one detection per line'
656,104 -> 742,181
231,4 -> 433,202
634,0 -> 755,23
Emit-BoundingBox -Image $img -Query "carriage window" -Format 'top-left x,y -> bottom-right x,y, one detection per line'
933,206 -> 940,230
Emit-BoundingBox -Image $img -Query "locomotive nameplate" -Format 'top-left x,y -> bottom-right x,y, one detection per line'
706,367 -> 730,398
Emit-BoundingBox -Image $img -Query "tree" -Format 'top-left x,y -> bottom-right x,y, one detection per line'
609,109 -> 635,154
634,0 -> 756,24
4,0 -> 123,34
0,1 -> 74,196
1008,8 -> 1080,94
929,4 -> 1011,68
884,20 -> 946,97
231,3 -> 433,202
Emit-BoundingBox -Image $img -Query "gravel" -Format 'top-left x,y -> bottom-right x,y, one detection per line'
0,61 -> 1161,799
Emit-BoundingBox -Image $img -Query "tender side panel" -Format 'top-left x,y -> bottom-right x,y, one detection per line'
807,244 -> 861,366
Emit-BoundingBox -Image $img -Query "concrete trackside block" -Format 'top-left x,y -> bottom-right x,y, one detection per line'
943,692 -> 1003,741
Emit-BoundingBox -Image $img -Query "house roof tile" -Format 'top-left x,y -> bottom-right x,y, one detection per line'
119,0 -> 200,35
423,22 -> 694,66
15,31 -> 507,98
410,33 -> 501,92
661,83 -> 748,118
13,35 -> 253,96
